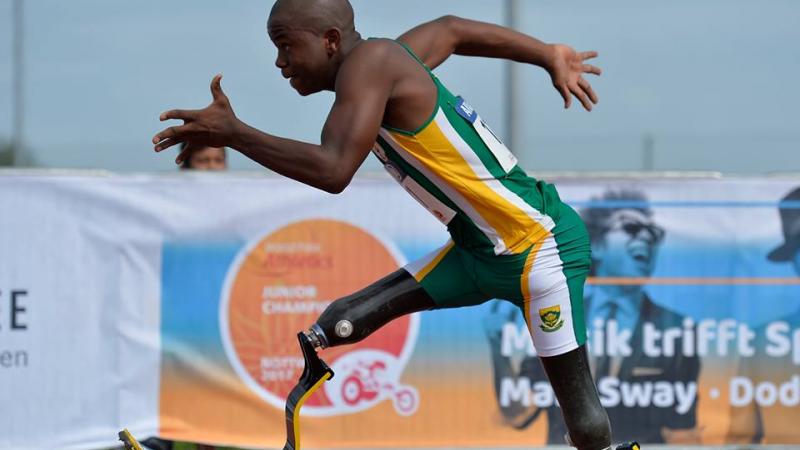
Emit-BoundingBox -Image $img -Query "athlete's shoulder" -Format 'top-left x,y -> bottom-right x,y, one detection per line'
334,39 -> 400,93
347,38 -> 405,63
339,38 -> 409,80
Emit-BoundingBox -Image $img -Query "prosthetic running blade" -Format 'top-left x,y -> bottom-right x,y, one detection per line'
118,428 -> 144,450
283,331 -> 334,450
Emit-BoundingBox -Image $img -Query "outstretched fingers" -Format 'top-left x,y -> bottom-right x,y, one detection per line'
153,137 -> 181,153
160,109 -> 199,122
558,84 -> 572,109
553,48 -> 601,111
176,143 -> 195,165
152,123 -> 198,151
578,78 -> 599,105
582,64 -> 602,76
557,80 -> 598,111
579,51 -> 601,76
570,81 -> 594,111
570,84 -> 593,111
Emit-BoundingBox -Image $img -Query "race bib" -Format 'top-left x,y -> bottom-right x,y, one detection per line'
454,97 -> 518,174
371,143 -> 388,163
383,161 -> 456,226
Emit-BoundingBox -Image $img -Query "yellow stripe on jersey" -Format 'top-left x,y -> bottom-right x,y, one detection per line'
410,241 -> 456,283
389,113 -> 549,254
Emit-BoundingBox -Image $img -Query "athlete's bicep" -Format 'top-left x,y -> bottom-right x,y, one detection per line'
397,16 -> 459,70
320,56 -> 392,192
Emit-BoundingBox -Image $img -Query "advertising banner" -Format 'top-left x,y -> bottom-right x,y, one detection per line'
1,172 -> 799,449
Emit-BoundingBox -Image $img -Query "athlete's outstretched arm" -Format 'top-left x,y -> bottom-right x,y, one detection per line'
152,45 -> 393,194
398,16 -> 601,111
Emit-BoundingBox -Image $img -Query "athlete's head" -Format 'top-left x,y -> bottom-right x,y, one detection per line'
581,189 -> 664,278
267,0 -> 360,96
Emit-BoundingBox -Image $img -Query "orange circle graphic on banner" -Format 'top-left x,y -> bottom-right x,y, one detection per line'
222,219 -> 414,413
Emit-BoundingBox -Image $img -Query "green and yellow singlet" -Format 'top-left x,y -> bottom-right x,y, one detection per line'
373,41 -> 563,256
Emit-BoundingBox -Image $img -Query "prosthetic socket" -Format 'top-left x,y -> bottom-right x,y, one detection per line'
305,269 -> 435,349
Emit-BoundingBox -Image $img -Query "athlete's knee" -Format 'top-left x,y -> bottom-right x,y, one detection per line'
303,270 -> 435,349
564,402 -> 611,450
307,294 -> 368,348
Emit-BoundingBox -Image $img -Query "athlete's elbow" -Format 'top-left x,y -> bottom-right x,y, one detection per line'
438,15 -> 473,35
433,15 -> 469,51
435,15 -> 460,28
319,172 -> 352,194
323,181 -> 347,195
432,15 -> 461,39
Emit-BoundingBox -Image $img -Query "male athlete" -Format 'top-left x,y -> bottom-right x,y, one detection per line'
154,1 -> 613,449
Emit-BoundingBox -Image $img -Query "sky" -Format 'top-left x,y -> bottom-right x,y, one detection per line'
0,0 -> 798,174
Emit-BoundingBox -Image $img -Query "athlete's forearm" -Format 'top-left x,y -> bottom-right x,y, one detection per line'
230,121 -> 346,194
447,16 -> 556,69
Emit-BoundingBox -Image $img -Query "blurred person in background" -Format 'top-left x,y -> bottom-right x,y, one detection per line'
485,189 -> 701,444
136,147 -> 229,450
179,142 -> 228,171
727,186 -> 800,444
178,146 -> 233,450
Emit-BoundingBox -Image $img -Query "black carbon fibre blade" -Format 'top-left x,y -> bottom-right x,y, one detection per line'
283,332 -> 334,450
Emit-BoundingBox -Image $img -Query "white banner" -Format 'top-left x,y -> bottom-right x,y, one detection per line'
2,171 -> 800,449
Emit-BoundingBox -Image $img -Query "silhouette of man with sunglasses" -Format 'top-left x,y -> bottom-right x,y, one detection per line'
485,189 -> 700,444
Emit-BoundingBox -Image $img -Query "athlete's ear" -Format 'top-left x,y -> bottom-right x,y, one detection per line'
324,28 -> 342,56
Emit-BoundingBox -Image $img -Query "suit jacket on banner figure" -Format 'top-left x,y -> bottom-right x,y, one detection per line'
485,189 -> 701,444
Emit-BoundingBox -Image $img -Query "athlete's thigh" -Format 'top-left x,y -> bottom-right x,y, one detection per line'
523,205 -> 591,357
404,240 -> 488,309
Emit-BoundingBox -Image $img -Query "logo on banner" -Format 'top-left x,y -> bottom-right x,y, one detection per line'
538,305 -> 564,333
220,219 -> 420,417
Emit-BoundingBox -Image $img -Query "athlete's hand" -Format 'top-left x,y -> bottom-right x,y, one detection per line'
546,44 -> 602,111
153,74 -> 241,164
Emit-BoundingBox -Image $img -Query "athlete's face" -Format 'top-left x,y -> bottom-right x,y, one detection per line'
594,209 -> 664,278
268,15 -> 334,96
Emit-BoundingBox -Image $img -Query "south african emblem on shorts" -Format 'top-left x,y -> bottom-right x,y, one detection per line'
538,305 -> 564,332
